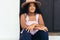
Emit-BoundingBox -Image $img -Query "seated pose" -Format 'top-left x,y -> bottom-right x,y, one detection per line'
20,0 -> 49,40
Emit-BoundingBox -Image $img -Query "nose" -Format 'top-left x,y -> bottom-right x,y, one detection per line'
31,7 -> 35,10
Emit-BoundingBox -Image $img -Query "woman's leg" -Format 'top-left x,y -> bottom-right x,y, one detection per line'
32,30 -> 49,40
37,30 -> 49,40
20,29 -> 32,40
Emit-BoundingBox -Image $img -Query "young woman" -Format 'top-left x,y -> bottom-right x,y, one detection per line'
20,0 -> 49,40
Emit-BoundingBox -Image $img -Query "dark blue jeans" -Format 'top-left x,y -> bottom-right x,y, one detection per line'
20,29 -> 49,40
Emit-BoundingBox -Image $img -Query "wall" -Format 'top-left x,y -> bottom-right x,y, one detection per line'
0,0 -> 19,40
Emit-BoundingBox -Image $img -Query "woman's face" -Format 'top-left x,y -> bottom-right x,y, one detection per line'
28,3 -> 36,13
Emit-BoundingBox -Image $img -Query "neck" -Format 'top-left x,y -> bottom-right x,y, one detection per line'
28,12 -> 36,16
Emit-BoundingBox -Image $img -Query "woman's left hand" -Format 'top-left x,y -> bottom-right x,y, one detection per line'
41,26 -> 48,32
34,26 -> 48,32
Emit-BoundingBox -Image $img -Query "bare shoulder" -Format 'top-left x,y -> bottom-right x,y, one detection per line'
20,13 -> 26,18
37,13 -> 43,20
38,13 -> 42,17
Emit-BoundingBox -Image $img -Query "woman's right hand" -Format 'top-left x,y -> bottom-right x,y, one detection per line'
26,24 -> 36,32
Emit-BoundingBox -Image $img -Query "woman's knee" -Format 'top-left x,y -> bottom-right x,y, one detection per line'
21,29 -> 32,36
37,30 -> 49,40
20,29 -> 32,40
37,30 -> 48,36
38,30 -> 48,33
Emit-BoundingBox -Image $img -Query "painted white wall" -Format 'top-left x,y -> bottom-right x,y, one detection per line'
0,0 -> 19,40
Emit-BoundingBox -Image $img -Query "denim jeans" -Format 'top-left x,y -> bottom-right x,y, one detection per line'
20,29 -> 49,40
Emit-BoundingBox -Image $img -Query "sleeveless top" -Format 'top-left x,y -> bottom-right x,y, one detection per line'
21,13 -> 39,35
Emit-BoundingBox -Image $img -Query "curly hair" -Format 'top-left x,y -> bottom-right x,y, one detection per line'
20,3 -> 42,16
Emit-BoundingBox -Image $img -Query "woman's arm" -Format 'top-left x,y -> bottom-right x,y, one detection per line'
35,14 -> 45,27
38,14 -> 45,26
34,14 -> 48,31
20,14 -> 28,29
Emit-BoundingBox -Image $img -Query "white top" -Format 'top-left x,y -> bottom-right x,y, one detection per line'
25,13 -> 39,35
